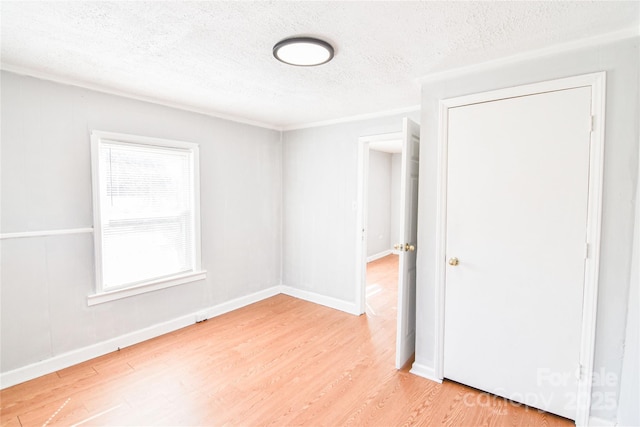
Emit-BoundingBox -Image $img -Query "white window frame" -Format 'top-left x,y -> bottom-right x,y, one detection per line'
88,130 -> 205,306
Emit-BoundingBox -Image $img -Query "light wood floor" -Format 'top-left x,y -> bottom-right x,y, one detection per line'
365,254 -> 399,320
1,255 -> 572,426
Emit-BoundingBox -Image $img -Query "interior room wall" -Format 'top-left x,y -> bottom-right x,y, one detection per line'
390,153 -> 402,247
281,111 -> 419,307
0,71 -> 282,376
616,147 -> 639,427
367,150 -> 392,258
415,36 -> 639,423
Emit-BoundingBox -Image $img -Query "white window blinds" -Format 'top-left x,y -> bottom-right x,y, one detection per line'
91,132 -> 201,295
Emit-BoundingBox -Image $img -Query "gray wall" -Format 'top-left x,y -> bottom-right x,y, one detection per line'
282,112 -> 419,302
391,153 -> 402,246
617,159 -> 639,427
415,37 -> 639,423
367,150 -> 392,258
0,71 -> 282,373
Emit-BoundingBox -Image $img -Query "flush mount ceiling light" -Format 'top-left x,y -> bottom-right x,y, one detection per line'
273,37 -> 334,67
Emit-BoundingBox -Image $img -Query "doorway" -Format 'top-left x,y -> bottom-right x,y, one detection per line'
356,118 -> 421,370
364,142 -> 402,324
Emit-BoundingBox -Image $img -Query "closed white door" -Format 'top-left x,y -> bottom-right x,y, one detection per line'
395,117 -> 420,369
444,87 -> 592,419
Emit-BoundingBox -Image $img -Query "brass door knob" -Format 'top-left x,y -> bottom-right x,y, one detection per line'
448,257 -> 459,266
394,243 -> 402,251
405,243 -> 415,252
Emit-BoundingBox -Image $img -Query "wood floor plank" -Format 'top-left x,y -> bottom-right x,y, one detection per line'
1,255 -> 573,426
16,395 -> 88,427
0,416 -> 21,427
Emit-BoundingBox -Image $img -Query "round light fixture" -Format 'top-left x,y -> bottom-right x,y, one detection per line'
273,37 -> 334,67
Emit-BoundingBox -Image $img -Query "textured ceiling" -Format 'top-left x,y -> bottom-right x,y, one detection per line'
1,1 -> 638,129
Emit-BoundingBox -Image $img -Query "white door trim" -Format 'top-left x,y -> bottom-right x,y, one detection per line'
356,132 -> 403,315
433,72 -> 606,426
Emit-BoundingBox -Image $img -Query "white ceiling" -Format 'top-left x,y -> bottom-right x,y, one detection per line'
1,1 -> 638,129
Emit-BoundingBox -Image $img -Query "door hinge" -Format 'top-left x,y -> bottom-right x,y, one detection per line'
576,364 -> 585,380
590,115 -> 595,132
585,243 -> 589,259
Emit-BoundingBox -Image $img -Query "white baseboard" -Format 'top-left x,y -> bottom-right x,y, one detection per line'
367,249 -> 393,263
0,286 -> 356,389
588,416 -> 615,427
410,362 -> 443,383
280,285 -> 359,315
203,286 -> 282,320
0,286 -> 282,389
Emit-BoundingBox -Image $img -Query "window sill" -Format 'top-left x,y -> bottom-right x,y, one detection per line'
87,270 -> 207,306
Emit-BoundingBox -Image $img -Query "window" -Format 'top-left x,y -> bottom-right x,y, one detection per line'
89,131 -> 205,305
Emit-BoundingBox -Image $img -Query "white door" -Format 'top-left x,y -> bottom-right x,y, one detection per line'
443,87 -> 592,419
395,117 -> 420,369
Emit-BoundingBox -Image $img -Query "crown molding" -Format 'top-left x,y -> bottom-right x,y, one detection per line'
417,27 -> 640,85
0,63 -> 282,131
1,63 -> 419,133
282,104 -> 421,131
4,26 -> 636,133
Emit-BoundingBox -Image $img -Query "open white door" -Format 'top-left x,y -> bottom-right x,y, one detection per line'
395,117 -> 420,369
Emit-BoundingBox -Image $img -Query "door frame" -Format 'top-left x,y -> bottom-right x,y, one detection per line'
355,131 -> 403,315
433,72 -> 606,426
